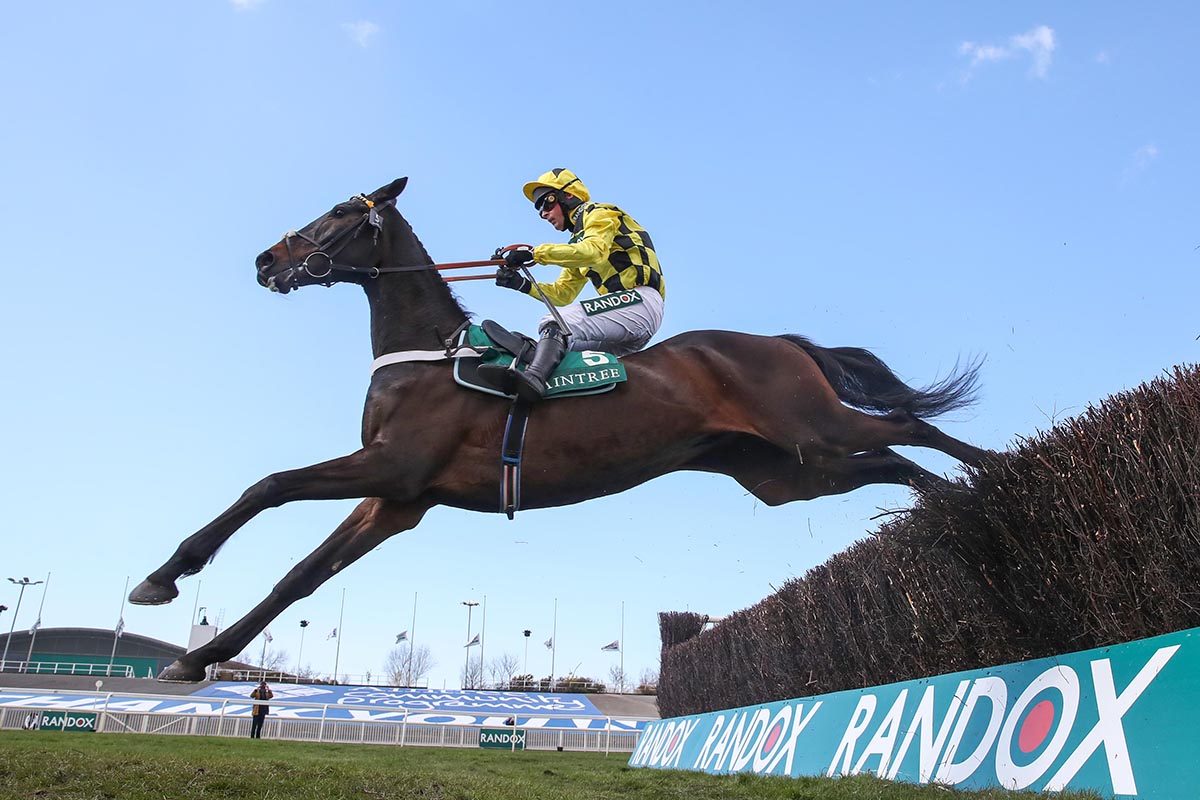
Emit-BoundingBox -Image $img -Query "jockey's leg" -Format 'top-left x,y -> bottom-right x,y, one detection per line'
510,323 -> 568,402
476,321 -> 568,401
478,286 -> 663,399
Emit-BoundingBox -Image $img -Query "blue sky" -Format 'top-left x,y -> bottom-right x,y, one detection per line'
1,2 -> 1196,691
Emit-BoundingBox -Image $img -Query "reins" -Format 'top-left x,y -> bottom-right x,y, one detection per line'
282,196 -> 528,285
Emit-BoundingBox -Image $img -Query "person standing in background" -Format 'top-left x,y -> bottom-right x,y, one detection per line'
249,680 -> 273,739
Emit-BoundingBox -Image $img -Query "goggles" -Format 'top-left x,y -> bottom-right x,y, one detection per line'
534,191 -> 558,212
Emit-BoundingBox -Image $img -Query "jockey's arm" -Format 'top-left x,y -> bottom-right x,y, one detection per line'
525,267 -> 589,306
533,207 -> 618,268
526,206 -> 619,305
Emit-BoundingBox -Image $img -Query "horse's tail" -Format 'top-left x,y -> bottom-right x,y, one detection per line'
779,334 -> 981,419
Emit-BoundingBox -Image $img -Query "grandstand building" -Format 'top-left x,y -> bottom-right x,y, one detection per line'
0,628 -> 251,678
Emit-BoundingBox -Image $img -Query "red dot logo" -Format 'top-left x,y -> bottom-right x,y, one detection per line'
1017,700 -> 1056,753
759,721 -> 785,757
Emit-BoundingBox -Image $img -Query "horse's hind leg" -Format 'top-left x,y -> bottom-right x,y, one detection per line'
158,497 -> 428,682
822,408 -> 992,467
131,447 -> 400,606
712,438 -> 949,506
886,410 -> 992,466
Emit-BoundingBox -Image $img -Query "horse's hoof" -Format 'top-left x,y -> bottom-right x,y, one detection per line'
129,579 -> 179,606
157,660 -> 207,682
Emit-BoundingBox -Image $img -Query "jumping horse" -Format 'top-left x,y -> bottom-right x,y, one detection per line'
131,178 -> 988,681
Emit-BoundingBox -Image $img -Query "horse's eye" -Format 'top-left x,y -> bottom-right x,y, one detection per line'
333,208 -> 346,218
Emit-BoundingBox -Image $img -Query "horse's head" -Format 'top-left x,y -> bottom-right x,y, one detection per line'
255,177 -> 409,294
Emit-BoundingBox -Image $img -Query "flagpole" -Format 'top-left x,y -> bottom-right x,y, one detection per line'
620,600 -> 625,692
108,576 -> 129,677
190,580 -> 202,626
550,598 -> 557,692
24,572 -> 51,670
479,595 -> 487,688
333,588 -> 346,681
408,592 -> 417,687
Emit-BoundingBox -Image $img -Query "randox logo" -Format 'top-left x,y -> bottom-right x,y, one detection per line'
38,710 -> 98,733
824,644 -> 1178,794
581,291 -> 643,317
631,632 -> 1190,798
479,728 -> 526,749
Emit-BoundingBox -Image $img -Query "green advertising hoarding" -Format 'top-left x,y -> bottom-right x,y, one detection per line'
479,728 -> 526,750
631,627 -> 1200,798
36,710 -> 98,733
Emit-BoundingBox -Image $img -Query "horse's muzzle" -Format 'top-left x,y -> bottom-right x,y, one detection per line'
255,249 -> 293,292
255,250 -> 274,286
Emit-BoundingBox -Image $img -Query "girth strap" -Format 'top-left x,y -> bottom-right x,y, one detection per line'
500,398 -> 532,519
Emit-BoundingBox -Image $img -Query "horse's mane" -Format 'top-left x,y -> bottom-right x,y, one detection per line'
387,205 -> 472,320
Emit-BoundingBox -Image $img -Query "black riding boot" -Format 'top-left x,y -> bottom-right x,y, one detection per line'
512,327 -> 567,402
478,325 -> 567,402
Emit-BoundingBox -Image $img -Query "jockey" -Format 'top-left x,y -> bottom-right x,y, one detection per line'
478,168 -> 666,402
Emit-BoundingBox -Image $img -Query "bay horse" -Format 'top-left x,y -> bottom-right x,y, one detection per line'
131,177 -> 988,681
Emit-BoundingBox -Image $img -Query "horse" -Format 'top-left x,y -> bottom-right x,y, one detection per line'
130,177 -> 989,681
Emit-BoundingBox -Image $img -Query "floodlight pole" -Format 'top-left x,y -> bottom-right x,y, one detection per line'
3,577 -> 44,670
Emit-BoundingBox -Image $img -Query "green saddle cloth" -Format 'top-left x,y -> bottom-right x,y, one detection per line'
454,325 -> 627,399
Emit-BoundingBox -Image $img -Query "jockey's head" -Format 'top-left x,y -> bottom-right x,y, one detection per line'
524,168 -> 589,232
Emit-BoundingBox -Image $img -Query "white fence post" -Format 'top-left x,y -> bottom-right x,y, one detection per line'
318,704 -> 328,742
97,692 -> 113,733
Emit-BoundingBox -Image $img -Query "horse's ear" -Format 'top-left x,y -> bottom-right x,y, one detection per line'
372,177 -> 408,203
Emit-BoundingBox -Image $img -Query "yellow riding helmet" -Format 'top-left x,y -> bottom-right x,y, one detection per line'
522,168 -> 591,206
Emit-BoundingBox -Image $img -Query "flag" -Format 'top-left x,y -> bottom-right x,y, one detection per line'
543,637 -> 553,650
263,628 -> 273,643
326,628 -> 337,640
30,618 -> 40,634
464,633 -> 480,647
395,631 -> 408,644
115,617 -> 125,638
601,640 -> 620,652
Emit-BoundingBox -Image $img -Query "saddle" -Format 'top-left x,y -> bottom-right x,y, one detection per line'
451,321 -> 629,520
453,321 -> 626,400
479,319 -> 534,365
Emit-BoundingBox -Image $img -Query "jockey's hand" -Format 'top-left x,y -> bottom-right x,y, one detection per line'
495,268 -> 532,294
504,249 -> 535,271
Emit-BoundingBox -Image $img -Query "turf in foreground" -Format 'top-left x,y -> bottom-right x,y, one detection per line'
0,731 -> 1106,800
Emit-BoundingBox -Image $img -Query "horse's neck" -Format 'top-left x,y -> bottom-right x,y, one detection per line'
364,229 -> 468,358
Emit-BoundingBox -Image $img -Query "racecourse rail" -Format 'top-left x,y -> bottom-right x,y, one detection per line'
0,686 -> 648,753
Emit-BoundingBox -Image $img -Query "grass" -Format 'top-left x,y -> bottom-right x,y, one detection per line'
0,731 -> 1106,800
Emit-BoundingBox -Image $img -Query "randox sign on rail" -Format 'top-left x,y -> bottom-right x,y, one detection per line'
630,626 -> 1200,798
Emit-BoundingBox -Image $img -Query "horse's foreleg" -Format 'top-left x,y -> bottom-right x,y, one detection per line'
158,497 -> 428,682
131,447 -> 399,605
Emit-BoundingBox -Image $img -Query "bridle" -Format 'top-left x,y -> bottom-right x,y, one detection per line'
275,194 -> 395,289
268,194 -> 513,293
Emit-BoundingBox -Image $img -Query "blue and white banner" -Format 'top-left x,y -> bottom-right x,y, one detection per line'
0,684 -> 646,732
631,627 -> 1200,798
195,683 -> 602,716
